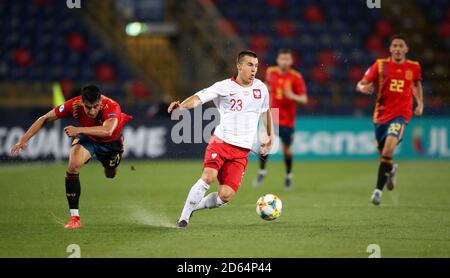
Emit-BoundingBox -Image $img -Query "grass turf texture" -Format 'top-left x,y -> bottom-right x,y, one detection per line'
0,160 -> 449,258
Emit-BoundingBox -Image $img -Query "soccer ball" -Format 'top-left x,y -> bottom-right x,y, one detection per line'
256,194 -> 282,221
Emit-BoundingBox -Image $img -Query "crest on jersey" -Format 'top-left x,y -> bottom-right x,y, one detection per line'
405,70 -> 413,81
253,89 -> 261,99
211,153 -> 217,159
59,105 -> 65,113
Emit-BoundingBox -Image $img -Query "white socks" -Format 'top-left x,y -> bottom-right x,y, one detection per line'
258,169 -> 267,176
194,192 -> 225,211
179,179 -> 210,222
70,209 -> 79,217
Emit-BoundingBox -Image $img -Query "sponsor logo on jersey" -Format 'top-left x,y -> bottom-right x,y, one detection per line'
405,70 -> 413,81
253,89 -> 261,99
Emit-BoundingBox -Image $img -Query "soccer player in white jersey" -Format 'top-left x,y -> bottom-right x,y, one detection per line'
168,50 -> 275,228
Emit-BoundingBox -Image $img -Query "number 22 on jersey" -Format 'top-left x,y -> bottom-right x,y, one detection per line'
389,79 -> 404,93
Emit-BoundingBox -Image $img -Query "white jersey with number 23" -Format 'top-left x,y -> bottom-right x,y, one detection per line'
195,77 -> 270,149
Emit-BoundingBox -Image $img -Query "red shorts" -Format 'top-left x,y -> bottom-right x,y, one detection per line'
203,136 -> 250,192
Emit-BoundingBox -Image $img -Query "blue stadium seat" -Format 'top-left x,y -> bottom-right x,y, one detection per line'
0,0 -> 134,93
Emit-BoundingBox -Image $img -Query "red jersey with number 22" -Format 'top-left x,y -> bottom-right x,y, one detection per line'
54,96 -> 132,142
363,58 -> 422,124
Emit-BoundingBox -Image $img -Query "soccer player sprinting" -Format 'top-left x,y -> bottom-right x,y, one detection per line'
168,50 -> 275,228
356,34 -> 424,205
10,85 -> 132,228
253,49 -> 308,190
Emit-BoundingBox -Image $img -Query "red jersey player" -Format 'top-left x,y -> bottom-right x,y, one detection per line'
253,48 -> 308,190
10,85 -> 132,228
356,34 -> 424,205
168,50 -> 274,228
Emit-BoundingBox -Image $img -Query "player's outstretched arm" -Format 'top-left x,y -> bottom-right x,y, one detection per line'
10,109 -> 58,156
413,80 -> 424,116
167,95 -> 202,113
64,118 -> 118,138
356,79 -> 374,95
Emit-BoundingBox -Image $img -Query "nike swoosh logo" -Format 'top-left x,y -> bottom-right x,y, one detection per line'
229,93 -> 237,96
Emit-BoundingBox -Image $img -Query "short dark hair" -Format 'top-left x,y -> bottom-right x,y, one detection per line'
277,48 -> 292,56
81,85 -> 101,103
390,33 -> 409,47
237,50 -> 258,64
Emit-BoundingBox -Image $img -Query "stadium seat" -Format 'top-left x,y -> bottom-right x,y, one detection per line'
0,0 -> 135,94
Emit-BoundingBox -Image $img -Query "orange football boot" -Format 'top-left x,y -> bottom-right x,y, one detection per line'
64,216 -> 81,229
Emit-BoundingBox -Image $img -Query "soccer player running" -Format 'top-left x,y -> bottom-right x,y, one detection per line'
356,34 -> 424,205
253,48 -> 308,190
10,85 -> 132,228
168,50 -> 275,228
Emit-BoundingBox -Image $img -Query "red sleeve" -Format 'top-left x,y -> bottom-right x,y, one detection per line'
415,63 -> 422,81
293,74 -> 307,96
101,102 -> 121,122
363,61 -> 379,83
54,98 -> 75,119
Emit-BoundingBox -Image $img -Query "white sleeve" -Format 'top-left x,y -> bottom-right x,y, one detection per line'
195,82 -> 222,104
261,85 -> 270,112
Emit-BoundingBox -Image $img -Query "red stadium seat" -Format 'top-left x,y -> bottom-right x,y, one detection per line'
33,0 -> 49,4
66,33 -> 87,53
427,95 -> 445,108
60,80 -> 74,99
131,80 -> 152,100
249,34 -> 269,53
303,4 -> 325,24
375,20 -> 394,38
257,63 -> 268,80
366,35 -> 388,56
348,65 -> 364,83
304,98 -> 318,110
438,20 -> 450,38
13,48 -> 33,67
266,0 -> 285,9
95,64 -> 117,83
311,66 -> 331,84
291,51 -> 302,67
275,20 -> 296,38
353,96 -> 372,108
318,50 -> 338,68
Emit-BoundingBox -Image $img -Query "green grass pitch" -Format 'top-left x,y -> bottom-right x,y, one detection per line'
0,160 -> 449,258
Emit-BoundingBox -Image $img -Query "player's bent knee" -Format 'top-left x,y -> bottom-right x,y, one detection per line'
218,193 -> 232,203
202,177 -> 215,185
381,148 -> 395,158
284,151 -> 293,158
201,171 -> 217,185
218,190 -> 235,203
67,162 -> 82,174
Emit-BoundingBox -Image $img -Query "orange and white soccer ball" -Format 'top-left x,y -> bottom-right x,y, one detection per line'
256,194 -> 282,221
